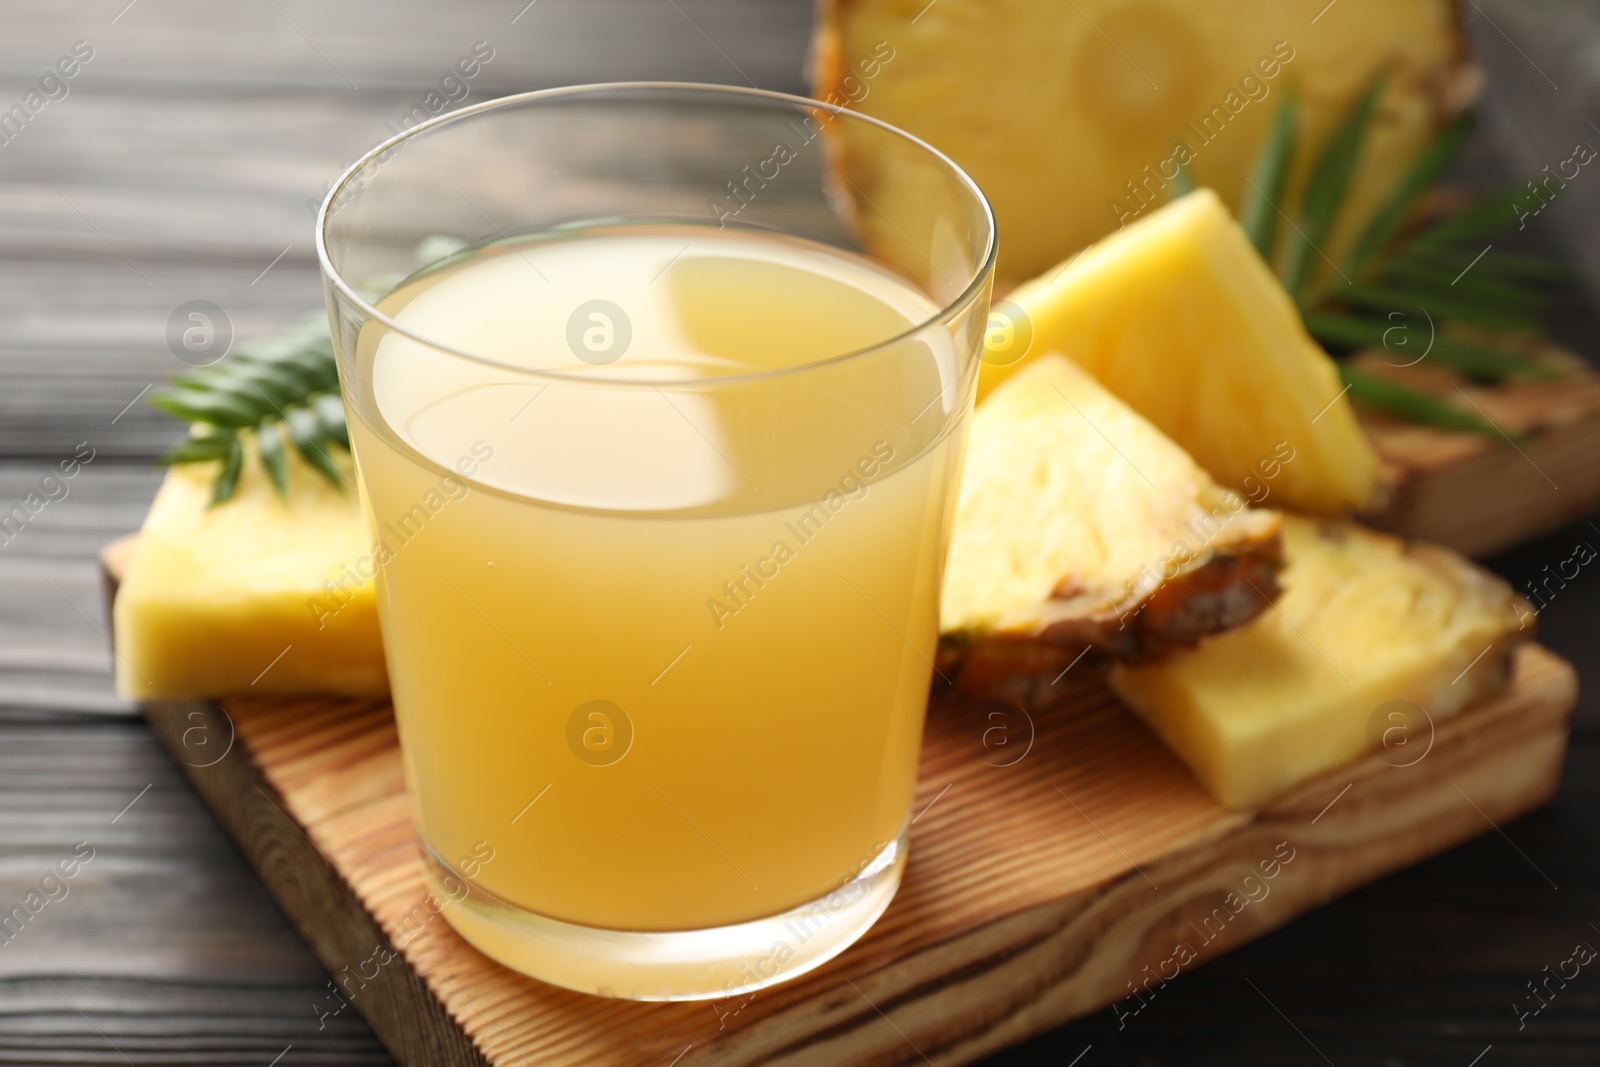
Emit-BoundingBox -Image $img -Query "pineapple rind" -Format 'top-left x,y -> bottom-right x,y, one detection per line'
1110,516 -> 1529,808
815,0 -> 1470,284
978,191 -> 1381,516
113,441 -> 387,700
942,354 -> 1283,681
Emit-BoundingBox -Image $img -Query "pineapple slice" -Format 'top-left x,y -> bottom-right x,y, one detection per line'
978,190 -> 1380,515
113,442 -> 386,700
1110,516 -> 1530,809
813,0 -> 1471,284
942,354 -> 1283,697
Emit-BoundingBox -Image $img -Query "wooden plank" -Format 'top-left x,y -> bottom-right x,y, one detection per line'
1359,346 -> 1600,557
106,513 -> 1574,1066
0,464 -> 160,714
0,258 -> 321,459
2,5 -> 1593,1065
0,975 -> 390,1066
0,690 -> 390,1064
0,0 -> 811,96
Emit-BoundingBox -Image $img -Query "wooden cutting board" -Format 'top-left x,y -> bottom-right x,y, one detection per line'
100,540 -> 1577,1067
1358,344 -> 1600,556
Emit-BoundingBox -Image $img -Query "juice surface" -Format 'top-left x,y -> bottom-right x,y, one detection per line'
349,225 -> 973,931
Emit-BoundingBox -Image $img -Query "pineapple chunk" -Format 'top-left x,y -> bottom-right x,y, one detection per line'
113,442 -> 386,700
979,190 -> 1380,515
1110,516 -> 1530,809
942,354 -> 1283,697
813,0 -> 1470,283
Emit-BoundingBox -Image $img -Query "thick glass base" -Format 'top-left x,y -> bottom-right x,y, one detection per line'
424,831 -> 906,1001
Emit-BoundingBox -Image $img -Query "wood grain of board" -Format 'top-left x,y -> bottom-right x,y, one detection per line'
105,532 -> 1579,1067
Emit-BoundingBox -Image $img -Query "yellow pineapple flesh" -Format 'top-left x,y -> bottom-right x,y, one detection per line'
813,0 -> 1471,284
113,441 -> 386,700
1109,516 -> 1531,809
942,354 -> 1283,697
978,190 -> 1381,515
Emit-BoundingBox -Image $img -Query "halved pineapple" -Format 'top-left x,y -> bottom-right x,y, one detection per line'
942,354 -> 1283,698
813,0 -> 1471,284
978,190 -> 1381,515
1110,516 -> 1530,808
113,441 -> 386,700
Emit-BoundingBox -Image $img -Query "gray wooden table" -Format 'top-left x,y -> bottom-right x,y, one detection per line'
1,2 -> 1597,1064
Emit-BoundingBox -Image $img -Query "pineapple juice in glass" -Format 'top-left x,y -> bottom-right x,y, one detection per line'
316,84 -> 995,1000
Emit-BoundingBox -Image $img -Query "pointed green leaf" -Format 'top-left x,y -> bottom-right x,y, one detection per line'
1382,260 -> 1550,314
1343,110 -> 1475,278
1304,311 -> 1559,380
1341,282 -> 1542,333
157,432 -> 237,466
1428,336 -> 1562,380
236,352 -> 322,396
148,309 -> 351,501
149,387 -> 263,428
1341,365 -> 1506,437
1302,310 -> 1385,349
277,346 -> 340,392
284,406 -> 346,490
1282,73 -> 1386,297
209,437 -> 245,506
1460,251 -> 1575,282
256,421 -> 289,498
1239,87 -> 1297,259
193,365 -> 300,410
1387,245 -> 1572,287
312,392 -> 351,448
1410,188 -> 1527,250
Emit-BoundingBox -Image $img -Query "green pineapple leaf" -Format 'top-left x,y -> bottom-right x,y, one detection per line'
149,311 -> 348,503
1282,73 -> 1386,298
255,421 -> 290,498
1339,365 -> 1509,438
1342,110 -> 1476,279
1239,86 -> 1297,258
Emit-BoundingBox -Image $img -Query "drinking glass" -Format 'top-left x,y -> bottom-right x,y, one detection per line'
316,82 -> 995,1000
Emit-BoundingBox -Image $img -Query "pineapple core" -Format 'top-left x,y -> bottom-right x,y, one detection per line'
1110,516 -> 1529,809
114,443 -> 386,700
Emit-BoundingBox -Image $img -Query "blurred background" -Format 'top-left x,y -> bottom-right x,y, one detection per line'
1,1 -> 1597,1063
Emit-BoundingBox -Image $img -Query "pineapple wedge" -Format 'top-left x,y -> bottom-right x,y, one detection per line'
979,190 -> 1381,515
113,441 -> 386,700
942,354 -> 1283,697
813,0 -> 1471,283
1110,516 -> 1530,809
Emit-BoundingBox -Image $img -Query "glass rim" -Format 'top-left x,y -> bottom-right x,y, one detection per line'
314,81 -> 997,388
